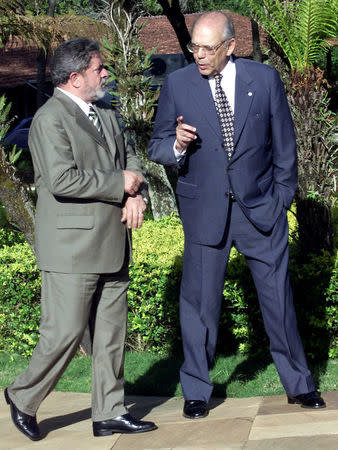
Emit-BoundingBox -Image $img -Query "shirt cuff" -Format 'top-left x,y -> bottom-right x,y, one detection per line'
173,140 -> 187,161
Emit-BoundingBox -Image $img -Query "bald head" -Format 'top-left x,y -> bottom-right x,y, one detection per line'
190,11 -> 236,77
191,11 -> 235,42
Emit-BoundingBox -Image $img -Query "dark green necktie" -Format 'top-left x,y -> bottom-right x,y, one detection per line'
88,106 -> 104,137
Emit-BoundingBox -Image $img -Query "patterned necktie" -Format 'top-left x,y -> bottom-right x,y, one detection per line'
88,106 -> 104,137
214,73 -> 234,160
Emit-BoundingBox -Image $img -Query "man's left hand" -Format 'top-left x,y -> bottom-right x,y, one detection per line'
121,194 -> 147,229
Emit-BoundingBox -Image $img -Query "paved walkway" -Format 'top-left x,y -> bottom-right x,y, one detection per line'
1,390 -> 337,449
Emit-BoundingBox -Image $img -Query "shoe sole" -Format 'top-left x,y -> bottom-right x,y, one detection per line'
93,426 -> 157,437
300,404 -> 326,409
288,397 -> 326,409
4,388 -> 10,405
183,412 -> 209,419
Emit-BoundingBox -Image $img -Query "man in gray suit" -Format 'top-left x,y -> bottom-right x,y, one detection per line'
4,38 -> 157,441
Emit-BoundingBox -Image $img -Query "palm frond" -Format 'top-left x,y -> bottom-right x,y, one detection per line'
247,0 -> 338,72
246,0 -> 303,70
295,0 -> 337,68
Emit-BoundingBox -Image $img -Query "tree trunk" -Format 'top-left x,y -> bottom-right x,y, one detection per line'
142,157 -> 178,219
288,68 -> 336,256
36,46 -> 49,109
295,196 -> 333,256
47,0 -> 57,16
132,132 -> 178,219
158,0 -> 194,63
250,19 -> 263,62
267,50 -> 336,257
36,0 -> 56,108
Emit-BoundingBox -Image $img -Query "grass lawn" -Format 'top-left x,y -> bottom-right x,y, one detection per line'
1,351 -> 337,398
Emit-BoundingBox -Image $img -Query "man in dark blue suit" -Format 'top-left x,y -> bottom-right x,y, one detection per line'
148,11 -> 325,418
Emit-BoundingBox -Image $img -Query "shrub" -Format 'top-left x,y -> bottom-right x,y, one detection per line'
219,250 -> 267,356
0,226 -> 25,248
0,242 -> 41,357
290,249 -> 337,359
0,212 -> 336,360
127,214 -> 183,353
0,215 -> 185,356
218,247 -> 338,361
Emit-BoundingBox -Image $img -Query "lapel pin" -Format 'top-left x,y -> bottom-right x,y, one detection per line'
248,92 -> 253,96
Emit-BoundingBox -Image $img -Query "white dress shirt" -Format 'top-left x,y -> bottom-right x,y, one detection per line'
174,55 -> 236,160
208,55 -> 236,113
57,87 -> 94,116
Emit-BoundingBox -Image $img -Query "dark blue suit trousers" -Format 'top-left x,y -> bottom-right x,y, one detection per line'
179,201 -> 315,401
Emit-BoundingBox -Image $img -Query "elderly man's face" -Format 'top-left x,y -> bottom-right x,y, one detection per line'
191,21 -> 235,77
79,52 -> 109,103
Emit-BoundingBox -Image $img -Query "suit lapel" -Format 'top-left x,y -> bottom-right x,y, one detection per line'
233,59 -> 255,149
53,89 -> 111,153
189,66 -> 223,143
94,106 -> 118,159
75,107 -> 110,153
189,62 -> 256,151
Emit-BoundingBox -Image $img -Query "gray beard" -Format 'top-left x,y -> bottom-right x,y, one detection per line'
92,86 -> 106,102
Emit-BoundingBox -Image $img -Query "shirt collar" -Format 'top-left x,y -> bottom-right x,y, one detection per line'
56,87 -> 93,116
209,55 -> 235,80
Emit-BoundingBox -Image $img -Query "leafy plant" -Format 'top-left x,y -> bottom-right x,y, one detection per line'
127,214 -> 184,353
0,242 -> 41,357
0,96 -> 35,248
101,0 -> 178,219
246,0 -> 337,73
246,0 -> 337,256
0,227 -> 25,247
0,95 -> 15,140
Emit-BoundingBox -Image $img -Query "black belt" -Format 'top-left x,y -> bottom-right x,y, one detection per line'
228,192 -> 236,201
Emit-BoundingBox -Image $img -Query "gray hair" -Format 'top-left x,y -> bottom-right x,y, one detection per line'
191,11 -> 236,41
50,37 -> 101,87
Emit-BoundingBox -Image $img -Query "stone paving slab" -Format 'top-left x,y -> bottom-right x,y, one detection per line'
245,434 -> 338,449
248,410 -> 338,440
256,390 -> 338,415
113,418 -> 253,449
0,390 -> 337,449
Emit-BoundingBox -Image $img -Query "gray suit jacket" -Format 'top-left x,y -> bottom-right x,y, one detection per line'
28,89 -> 144,273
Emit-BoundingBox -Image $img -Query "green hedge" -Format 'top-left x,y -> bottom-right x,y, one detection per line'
0,233 -> 41,357
0,214 -> 337,359
127,214 -> 183,353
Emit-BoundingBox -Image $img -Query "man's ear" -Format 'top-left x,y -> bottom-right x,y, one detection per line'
226,38 -> 236,56
69,71 -> 81,88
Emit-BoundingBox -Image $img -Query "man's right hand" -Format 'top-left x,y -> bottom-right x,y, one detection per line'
176,116 -> 197,152
123,170 -> 143,195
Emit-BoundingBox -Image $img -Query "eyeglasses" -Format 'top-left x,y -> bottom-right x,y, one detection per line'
187,40 -> 227,55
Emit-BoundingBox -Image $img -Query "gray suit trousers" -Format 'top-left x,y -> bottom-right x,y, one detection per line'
7,267 -> 129,421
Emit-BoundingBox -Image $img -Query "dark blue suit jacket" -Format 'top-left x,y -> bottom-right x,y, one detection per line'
148,58 -> 297,245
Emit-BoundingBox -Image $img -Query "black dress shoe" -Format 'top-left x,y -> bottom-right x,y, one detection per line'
93,413 -> 157,436
183,400 -> 208,419
287,391 -> 326,409
4,388 -> 42,441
